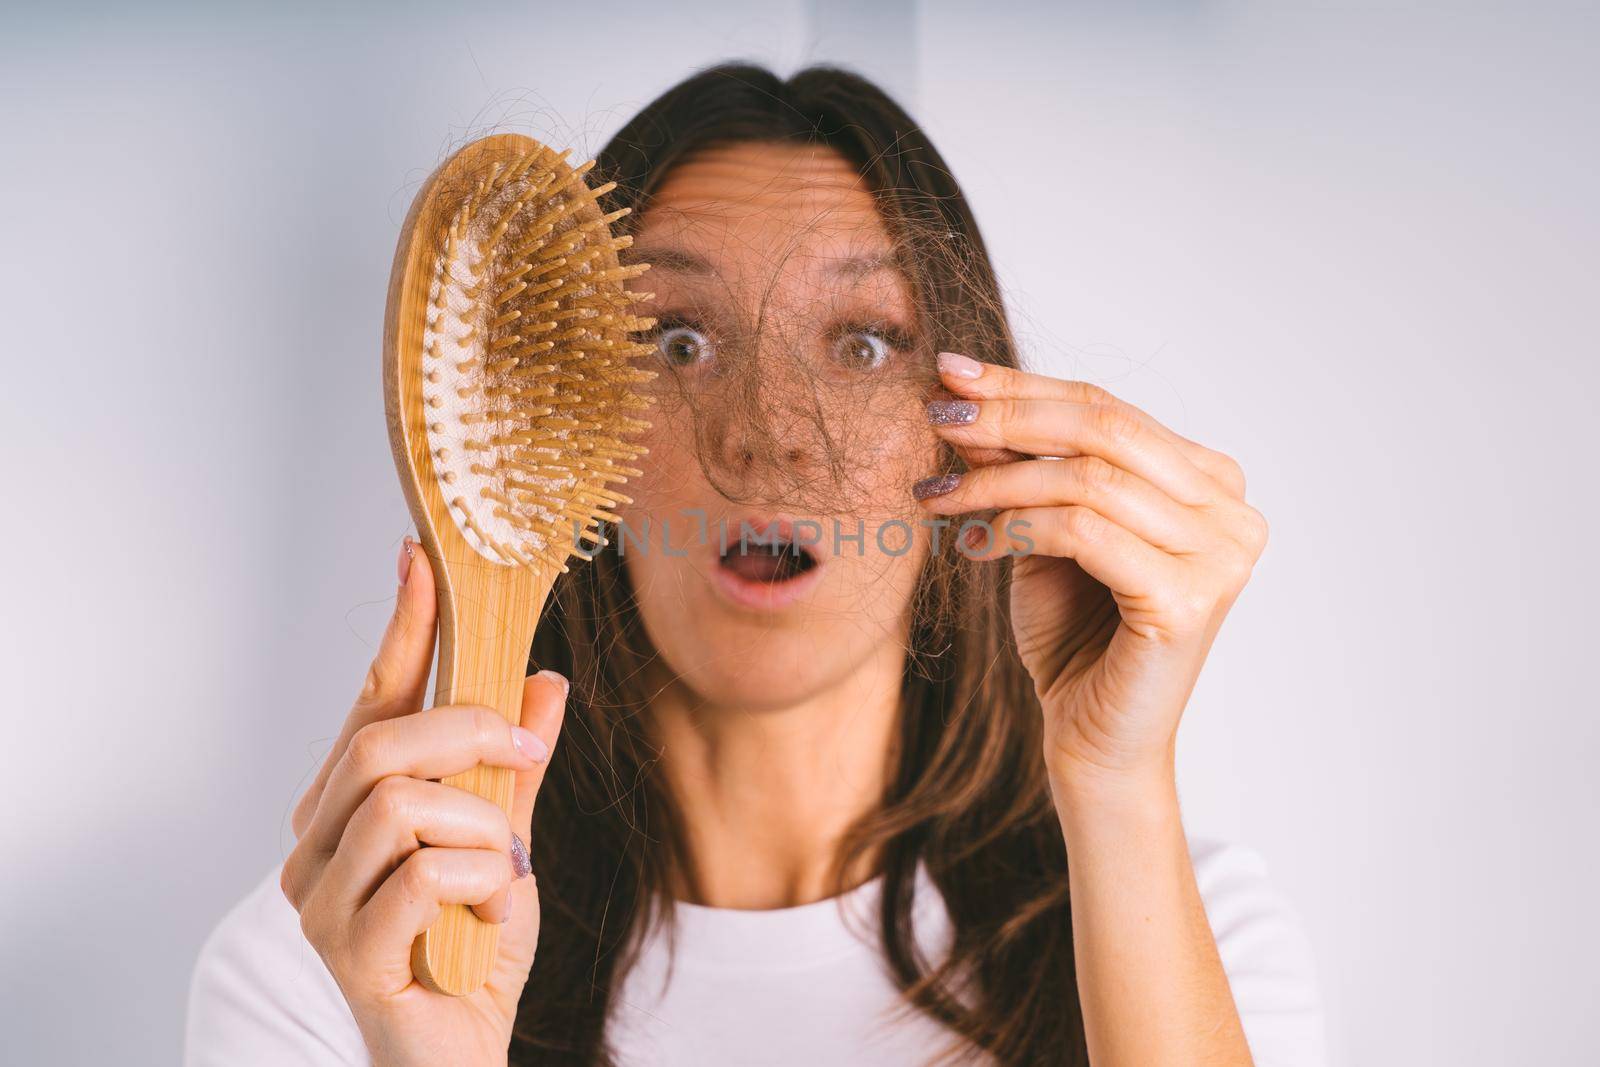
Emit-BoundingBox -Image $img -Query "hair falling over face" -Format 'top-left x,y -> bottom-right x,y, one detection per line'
512,64 -> 1092,1066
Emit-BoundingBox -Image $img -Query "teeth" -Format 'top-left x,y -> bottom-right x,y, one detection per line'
731,538 -> 797,556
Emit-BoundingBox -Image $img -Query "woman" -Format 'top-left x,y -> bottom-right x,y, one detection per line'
187,65 -> 1322,1065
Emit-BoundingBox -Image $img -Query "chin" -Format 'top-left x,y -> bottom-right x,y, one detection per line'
670,642 -> 856,713
627,570 -> 860,712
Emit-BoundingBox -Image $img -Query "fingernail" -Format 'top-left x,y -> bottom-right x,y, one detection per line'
913,473 -> 961,501
512,725 -> 550,763
937,351 -> 984,379
926,400 -> 979,426
509,833 -> 532,879
538,670 -> 570,700
963,523 -> 989,552
397,536 -> 414,585
502,896 -> 512,924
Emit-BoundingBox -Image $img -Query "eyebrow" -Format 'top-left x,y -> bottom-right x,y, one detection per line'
830,252 -> 902,279
626,247 -> 715,275
626,246 -> 905,279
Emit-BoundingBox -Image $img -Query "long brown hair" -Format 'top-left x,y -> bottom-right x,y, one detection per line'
513,64 -> 1088,1065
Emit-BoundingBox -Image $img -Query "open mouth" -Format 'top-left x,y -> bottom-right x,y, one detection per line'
717,528 -> 823,584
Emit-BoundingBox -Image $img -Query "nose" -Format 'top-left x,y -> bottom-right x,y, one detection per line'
705,359 -> 823,495
712,405 -> 814,477
720,437 -> 808,472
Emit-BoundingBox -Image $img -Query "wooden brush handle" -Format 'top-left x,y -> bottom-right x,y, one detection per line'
408,548 -> 555,997
381,131 -> 646,996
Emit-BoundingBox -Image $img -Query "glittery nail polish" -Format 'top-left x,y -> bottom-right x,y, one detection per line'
913,473 -> 962,501
926,400 -> 979,426
509,833 -> 532,879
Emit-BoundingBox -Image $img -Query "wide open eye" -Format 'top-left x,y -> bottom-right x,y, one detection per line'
833,328 -> 893,371
655,321 -> 715,368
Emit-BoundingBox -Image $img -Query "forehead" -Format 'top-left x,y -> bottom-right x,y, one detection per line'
630,141 -> 901,286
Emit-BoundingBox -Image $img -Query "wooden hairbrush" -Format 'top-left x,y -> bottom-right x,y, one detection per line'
382,133 -> 654,996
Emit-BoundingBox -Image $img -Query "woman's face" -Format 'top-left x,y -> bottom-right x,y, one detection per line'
619,141 -> 937,711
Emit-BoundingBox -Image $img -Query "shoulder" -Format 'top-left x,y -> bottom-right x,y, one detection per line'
185,863 -> 369,1066
1187,838 -> 1328,1067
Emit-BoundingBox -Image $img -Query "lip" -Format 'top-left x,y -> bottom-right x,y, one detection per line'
706,513 -> 827,613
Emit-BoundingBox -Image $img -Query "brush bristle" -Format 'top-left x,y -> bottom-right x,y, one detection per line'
420,146 -> 656,571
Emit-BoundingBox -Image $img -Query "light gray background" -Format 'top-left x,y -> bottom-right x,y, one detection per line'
3,2 -> 1595,1064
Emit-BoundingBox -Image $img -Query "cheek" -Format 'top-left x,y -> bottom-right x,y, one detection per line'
840,412 -> 940,602
852,406 -> 943,518
625,404 -> 704,513
614,409 -> 713,622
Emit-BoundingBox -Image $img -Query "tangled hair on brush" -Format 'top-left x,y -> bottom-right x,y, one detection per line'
513,64 -> 1089,1065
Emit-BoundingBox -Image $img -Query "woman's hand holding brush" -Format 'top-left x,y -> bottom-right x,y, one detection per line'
279,539 -> 567,1066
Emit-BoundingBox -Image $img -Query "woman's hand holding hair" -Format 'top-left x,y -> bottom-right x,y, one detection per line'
918,351 -> 1265,1066
918,350 -> 1267,791
280,541 -> 568,1067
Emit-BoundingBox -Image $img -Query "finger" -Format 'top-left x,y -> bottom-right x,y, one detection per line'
297,703 -> 548,864
291,537 -> 439,838
509,671 -> 570,839
943,436 -> 1025,471
916,456 -> 1203,554
352,536 -> 440,721
494,671 -> 568,946
927,398 -> 1219,508
315,776 -> 522,923
348,846 -> 513,993
927,402 -> 1023,474
935,352 -> 1248,498
964,504 -> 1181,603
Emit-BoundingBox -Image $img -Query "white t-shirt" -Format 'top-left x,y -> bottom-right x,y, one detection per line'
186,839 -> 1325,1066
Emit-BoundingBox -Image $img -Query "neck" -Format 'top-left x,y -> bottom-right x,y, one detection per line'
648,640 -> 905,910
